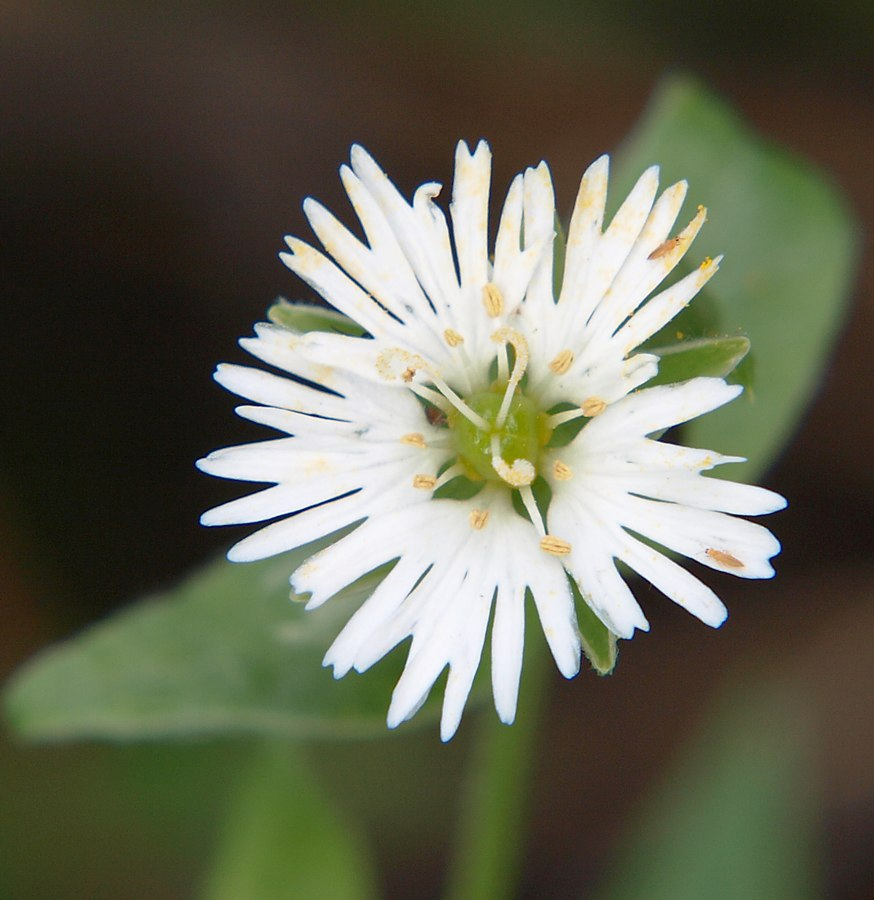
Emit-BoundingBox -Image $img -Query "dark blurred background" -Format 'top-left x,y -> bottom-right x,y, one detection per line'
1,1 -> 872,897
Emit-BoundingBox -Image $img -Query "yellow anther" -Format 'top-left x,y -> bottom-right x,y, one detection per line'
552,460 -> 573,481
469,509 -> 489,530
482,282 -> 504,317
412,474 -> 437,490
705,548 -> 744,568
581,397 -> 607,417
540,535 -> 572,556
401,433 -> 426,448
443,328 -> 465,346
549,349 -> 575,375
699,256 -> 714,270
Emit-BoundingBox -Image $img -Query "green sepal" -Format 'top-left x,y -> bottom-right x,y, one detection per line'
268,298 -> 366,337
552,212 -> 567,300
569,578 -> 618,675
646,335 -> 751,388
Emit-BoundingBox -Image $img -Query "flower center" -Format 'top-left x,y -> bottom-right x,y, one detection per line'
450,389 -> 547,485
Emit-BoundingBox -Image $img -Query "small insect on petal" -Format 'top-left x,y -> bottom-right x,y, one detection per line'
648,236 -> 683,260
705,548 -> 745,568
425,406 -> 447,427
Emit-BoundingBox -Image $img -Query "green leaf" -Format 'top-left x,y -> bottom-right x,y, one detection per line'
570,579 -> 618,675
268,298 -> 366,336
201,743 -> 379,900
646,336 -> 750,388
3,541 -> 436,742
593,681 -> 821,900
615,75 -> 858,479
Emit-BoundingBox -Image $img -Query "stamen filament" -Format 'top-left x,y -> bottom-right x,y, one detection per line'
435,462 -> 465,488
518,485 -> 546,536
409,383 -> 452,414
429,373 -> 491,430
546,408 -> 586,429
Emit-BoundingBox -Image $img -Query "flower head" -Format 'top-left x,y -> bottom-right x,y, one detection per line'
198,142 -> 785,741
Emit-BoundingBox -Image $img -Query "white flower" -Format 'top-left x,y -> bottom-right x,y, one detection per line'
198,141 -> 785,741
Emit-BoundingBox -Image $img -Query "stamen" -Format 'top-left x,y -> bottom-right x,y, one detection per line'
581,397 -> 607,417
519,485 -> 546,536
705,548 -> 744,568
434,462 -> 465,489
490,433 -> 535,487
401,433 -> 426,448
552,460 -> 573,481
412,474 -> 437,490
548,349 -> 574,375
443,328 -> 464,346
429,372 -> 490,430
469,509 -> 489,530
491,328 -> 530,429
482,282 -> 504,317
546,408 -> 585,429
409,383 -> 452,415
540,535 -> 572,556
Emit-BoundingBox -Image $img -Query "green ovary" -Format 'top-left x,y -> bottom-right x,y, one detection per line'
451,390 -> 547,483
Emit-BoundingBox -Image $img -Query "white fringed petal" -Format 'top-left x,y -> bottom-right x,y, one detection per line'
200,140 -> 786,740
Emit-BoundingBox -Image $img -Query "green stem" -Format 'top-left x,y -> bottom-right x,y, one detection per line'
443,628 -> 550,900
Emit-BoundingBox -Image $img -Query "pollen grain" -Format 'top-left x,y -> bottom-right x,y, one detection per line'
549,349 -> 574,375
581,396 -> 607,417
469,509 -> 489,530
540,535 -> 572,556
482,282 -> 504,317
552,460 -> 573,481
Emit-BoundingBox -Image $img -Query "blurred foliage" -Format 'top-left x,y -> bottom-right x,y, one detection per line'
615,76 -> 857,481
201,744 -> 379,900
594,680 -> 820,900
3,544 -> 448,742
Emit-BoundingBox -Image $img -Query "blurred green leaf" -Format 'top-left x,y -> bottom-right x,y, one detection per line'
646,336 -> 751,388
593,680 -> 821,900
202,744 -> 378,900
268,298 -> 366,336
615,75 -> 858,479
3,542 -> 437,741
